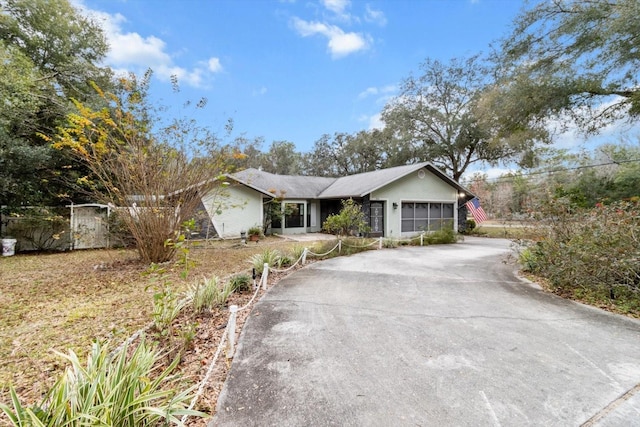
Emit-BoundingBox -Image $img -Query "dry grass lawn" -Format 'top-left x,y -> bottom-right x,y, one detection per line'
472,220 -> 542,240
0,237 -> 308,410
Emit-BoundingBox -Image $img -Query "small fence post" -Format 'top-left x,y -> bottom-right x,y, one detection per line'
262,263 -> 269,290
302,248 -> 308,265
378,236 -> 383,249
420,232 -> 424,246
252,268 -> 257,290
338,239 -> 342,254
227,305 -> 238,358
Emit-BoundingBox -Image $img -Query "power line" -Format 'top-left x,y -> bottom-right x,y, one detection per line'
467,158 -> 640,184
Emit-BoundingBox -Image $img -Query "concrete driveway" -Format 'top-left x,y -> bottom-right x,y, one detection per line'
212,237 -> 640,426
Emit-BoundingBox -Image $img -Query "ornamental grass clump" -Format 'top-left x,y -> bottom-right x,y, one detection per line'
250,248 -> 282,274
0,340 -> 205,426
290,245 -> 306,262
229,274 -> 252,293
188,276 -> 235,313
308,240 -> 340,259
340,237 -> 376,255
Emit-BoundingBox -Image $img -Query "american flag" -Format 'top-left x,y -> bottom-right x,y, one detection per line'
465,198 -> 488,224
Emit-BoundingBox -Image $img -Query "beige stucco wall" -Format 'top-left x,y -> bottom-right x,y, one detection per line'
202,183 -> 263,239
370,167 -> 460,236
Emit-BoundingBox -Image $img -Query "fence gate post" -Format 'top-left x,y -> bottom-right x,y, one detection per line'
227,305 -> 238,358
69,203 -> 75,250
262,263 -> 269,290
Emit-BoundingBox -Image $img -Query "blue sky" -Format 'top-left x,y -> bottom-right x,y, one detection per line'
78,0 -> 639,179
80,0 -> 525,153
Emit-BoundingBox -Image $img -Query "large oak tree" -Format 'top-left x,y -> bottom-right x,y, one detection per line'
496,0 -> 640,133
382,55 -> 546,181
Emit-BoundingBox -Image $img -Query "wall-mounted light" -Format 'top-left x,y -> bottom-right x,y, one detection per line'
393,202 -> 398,209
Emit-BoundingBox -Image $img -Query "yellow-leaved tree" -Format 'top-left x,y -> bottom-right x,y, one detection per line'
50,71 -> 230,262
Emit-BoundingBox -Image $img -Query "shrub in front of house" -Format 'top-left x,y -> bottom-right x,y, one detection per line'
322,199 -> 369,236
247,225 -> 263,238
462,219 -> 476,235
424,227 -> 457,245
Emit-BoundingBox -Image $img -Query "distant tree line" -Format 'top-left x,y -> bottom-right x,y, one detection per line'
465,139 -> 640,218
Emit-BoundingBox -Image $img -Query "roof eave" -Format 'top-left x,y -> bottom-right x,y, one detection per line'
224,174 -> 276,197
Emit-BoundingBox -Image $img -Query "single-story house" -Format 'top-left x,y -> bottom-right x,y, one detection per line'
200,162 -> 475,239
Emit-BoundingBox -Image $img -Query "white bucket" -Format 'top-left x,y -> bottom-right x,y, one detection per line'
2,238 -> 17,256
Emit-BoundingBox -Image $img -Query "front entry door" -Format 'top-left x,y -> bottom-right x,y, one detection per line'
370,202 -> 384,237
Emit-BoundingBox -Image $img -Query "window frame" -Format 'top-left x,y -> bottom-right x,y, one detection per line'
285,202 -> 305,228
400,201 -> 455,233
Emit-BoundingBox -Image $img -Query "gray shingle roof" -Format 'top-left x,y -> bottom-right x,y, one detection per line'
317,163 -> 429,198
230,169 -> 336,199
228,163 -> 474,199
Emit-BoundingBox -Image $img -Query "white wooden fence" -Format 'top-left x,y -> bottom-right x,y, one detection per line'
0,204 -> 111,252
69,204 -> 111,249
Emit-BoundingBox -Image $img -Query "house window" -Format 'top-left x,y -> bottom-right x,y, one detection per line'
285,203 -> 305,228
401,202 -> 454,232
271,215 -> 282,229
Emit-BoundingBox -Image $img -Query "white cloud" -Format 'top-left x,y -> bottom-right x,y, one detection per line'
77,2 -> 221,88
358,84 -> 396,100
358,87 -> 379,99
291,17 -> 369,58
364,4 -> 387,26
107,31 -> 171,67
322,0 -> 350,15
368,113 -> 384,130
293,18 -> 330,37
358,113 -> 384,130
328,31 -> 368,57
322,0 -> 352,21
157,64 -> 204,88
207,57 -> 223,73
253,86 -> 268,96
